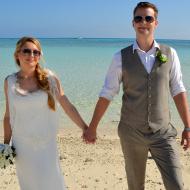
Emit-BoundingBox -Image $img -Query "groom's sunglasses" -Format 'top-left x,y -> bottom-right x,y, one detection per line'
134,16 -> 155,23
21,48 -> 41,57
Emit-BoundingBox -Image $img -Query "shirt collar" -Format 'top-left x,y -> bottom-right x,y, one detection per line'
132,40 -> 160,53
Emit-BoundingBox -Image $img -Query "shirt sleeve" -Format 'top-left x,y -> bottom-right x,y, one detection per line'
169,48 -> 186,97
99,51 -> 122,101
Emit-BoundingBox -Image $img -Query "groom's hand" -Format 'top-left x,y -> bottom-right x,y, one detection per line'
83,126 -> 97,144
181,130 -> 190,151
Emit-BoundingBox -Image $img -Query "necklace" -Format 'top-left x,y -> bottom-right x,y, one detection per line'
17,72 -> 36,80
15,73 -> 39,95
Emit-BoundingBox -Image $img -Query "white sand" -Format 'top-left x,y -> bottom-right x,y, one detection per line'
0,126 -> 190,190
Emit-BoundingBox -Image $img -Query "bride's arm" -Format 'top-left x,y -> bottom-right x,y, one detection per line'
52,76 -> 88,131
3,79 -> 12,144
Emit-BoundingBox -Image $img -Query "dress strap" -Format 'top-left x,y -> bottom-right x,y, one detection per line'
47,69 -> 59,98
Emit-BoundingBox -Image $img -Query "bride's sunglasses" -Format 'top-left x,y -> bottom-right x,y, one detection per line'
134,16 -> 155,23
21,48 -> 41,57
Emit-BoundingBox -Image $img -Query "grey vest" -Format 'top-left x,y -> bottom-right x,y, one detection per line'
120,44 -> 172,132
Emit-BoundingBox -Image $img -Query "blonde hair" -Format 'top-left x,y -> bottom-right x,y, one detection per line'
14,37 -> 56,111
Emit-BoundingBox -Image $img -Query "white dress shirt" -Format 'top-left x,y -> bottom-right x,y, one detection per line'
99,40 -> 186,101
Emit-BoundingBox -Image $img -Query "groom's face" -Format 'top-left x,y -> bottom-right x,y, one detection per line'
132,7 -> 158,37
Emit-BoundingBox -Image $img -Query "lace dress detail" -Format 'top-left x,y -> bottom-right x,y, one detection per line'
7,72 -> 66,190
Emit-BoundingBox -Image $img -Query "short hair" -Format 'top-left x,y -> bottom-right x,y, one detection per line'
133,2 -> 158,18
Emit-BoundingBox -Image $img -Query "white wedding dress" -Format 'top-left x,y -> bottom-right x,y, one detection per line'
7,72 -> 66,190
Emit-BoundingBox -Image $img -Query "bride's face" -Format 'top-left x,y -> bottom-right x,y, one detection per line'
16,42 -> 41,71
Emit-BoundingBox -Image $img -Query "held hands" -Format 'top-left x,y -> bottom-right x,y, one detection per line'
82,124 -> 97,144
181,129 -> 190,151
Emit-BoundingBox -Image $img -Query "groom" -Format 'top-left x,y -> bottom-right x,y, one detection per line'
84,2 -> 190,190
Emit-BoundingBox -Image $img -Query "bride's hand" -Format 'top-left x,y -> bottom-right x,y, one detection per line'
83,126 -> 97,144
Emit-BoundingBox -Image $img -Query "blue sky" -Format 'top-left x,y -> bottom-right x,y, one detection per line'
0,0 -> 190,39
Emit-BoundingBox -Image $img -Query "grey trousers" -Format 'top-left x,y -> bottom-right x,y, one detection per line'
118,122 -> 184,190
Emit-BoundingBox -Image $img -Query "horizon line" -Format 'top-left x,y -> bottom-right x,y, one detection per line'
0,37 -> 189,41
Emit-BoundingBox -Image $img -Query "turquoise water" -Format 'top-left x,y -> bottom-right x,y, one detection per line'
0,38 -> 190,129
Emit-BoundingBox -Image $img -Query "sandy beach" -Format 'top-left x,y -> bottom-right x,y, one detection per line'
0,126 -> 190,190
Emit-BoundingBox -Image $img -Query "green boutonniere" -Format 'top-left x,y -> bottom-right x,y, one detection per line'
156,50 -> 168,65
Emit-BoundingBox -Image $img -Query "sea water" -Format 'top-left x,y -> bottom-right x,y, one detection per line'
0,38 -> 190,129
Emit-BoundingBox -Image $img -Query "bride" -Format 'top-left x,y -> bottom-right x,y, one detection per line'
3,37 -> 88,190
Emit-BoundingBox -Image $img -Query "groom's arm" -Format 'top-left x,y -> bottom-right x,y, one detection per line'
173,92 -> 190,151
84,52 -> 122,143
169,48 -> 190,150
83,97 -> 110,143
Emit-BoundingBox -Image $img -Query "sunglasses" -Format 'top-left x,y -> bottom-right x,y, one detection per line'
134,16 -> 155,23
21,48 -> 41,57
